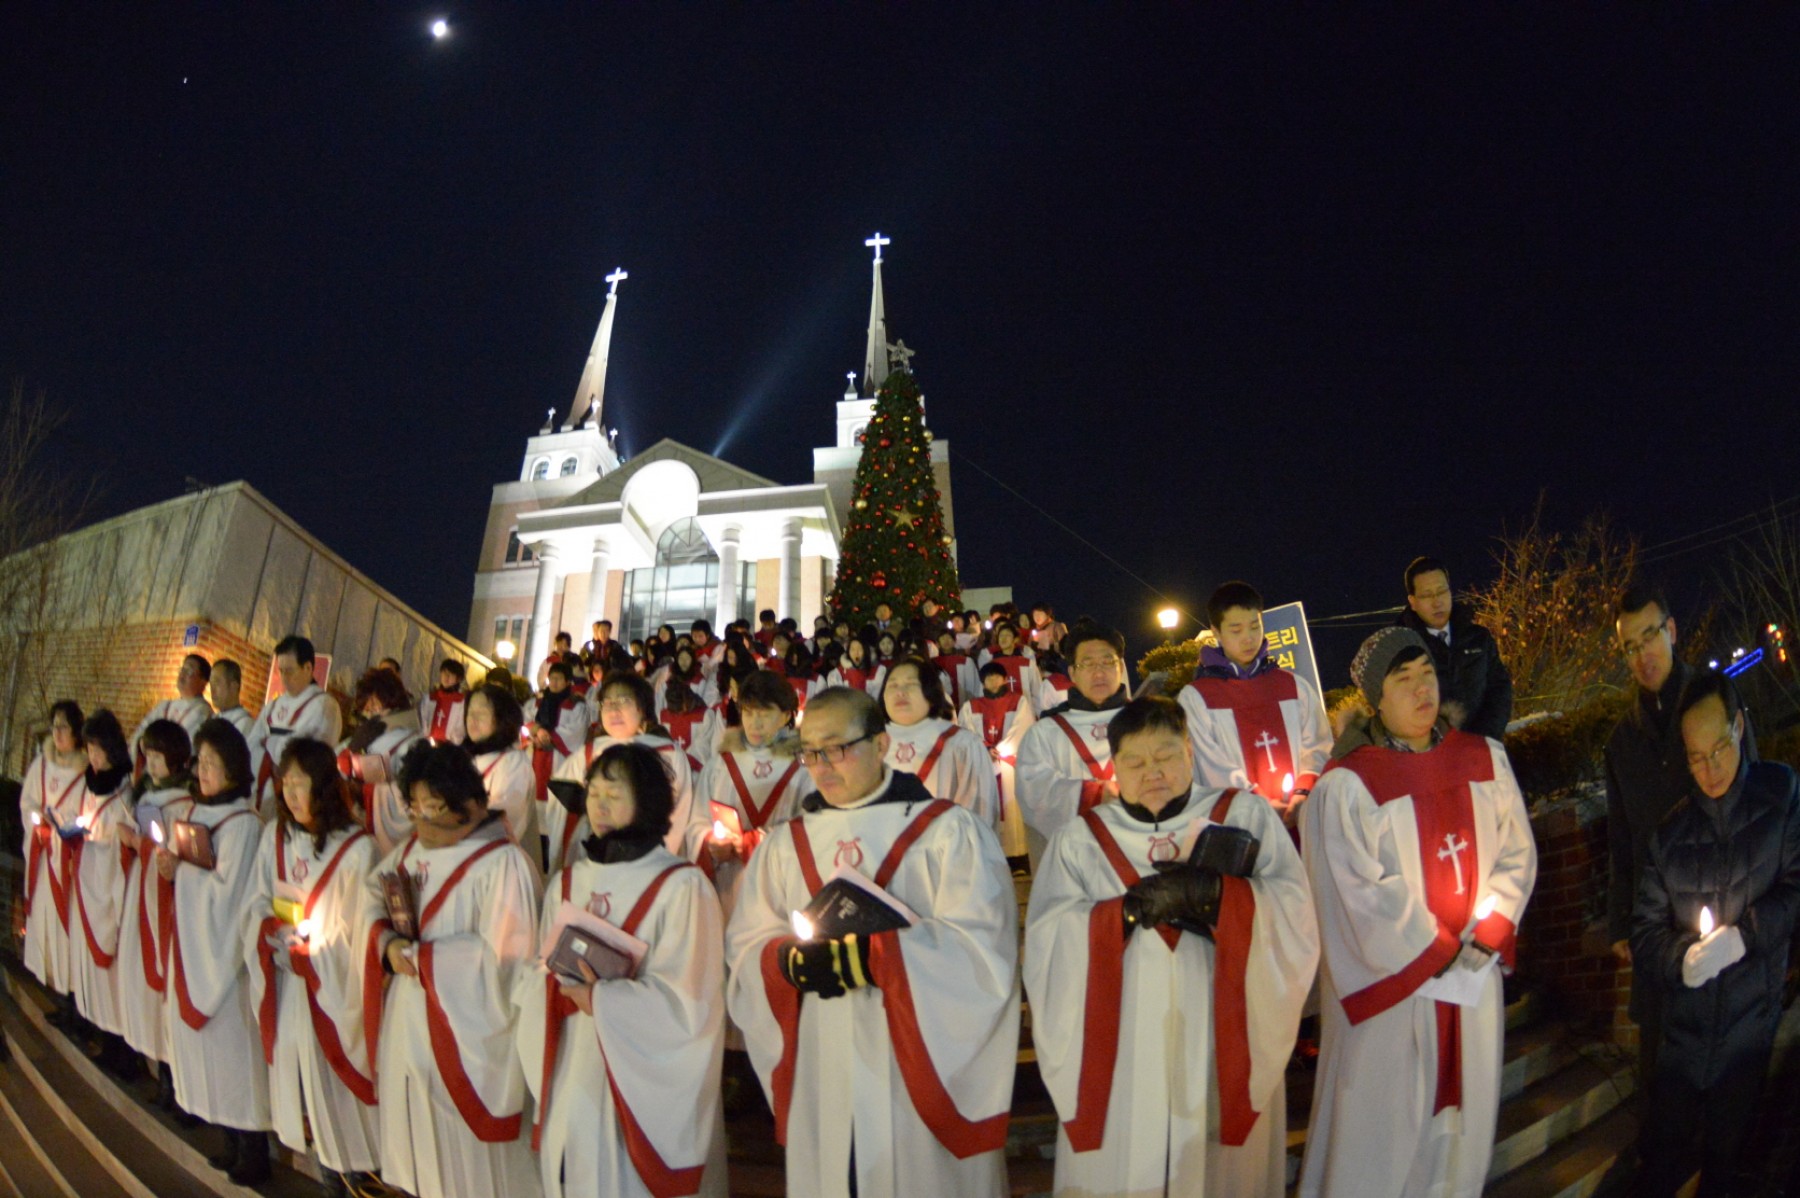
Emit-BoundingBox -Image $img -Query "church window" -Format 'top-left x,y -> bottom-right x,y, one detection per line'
505,529 -> 536,565
530,458 -> 550,481
618,517 -> 747,643
559,456 -> 579,477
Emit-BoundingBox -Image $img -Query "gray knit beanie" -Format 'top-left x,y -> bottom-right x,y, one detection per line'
1350,627 -> 1430,709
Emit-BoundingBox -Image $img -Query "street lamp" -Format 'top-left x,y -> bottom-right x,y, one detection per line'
1156,608 -> 1181,631
496,639 -> 516,664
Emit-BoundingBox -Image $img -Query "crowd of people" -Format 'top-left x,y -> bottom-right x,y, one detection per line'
10,560 -> 1797,1198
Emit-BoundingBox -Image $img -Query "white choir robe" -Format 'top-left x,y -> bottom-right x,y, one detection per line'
345,722 -> 425,856
131,695 -> 213,764
473,745 -> 538,848
362,819 -> 542,1198
20,748 -> 87,993
247,821 -> 382,1173
882,717 -> 999,829
695,732 -> 815,926
117,786 -> 196,1062
934,655 -> 980,712
978,650 -> 1042,716
825,664 -> 886,696
959,695 -> 1036,859
1178,669 -> 1332,802
420,689 -> 468,745
654,672 -> 720,717
1016,704 -> 1122,866
1298,732 -> 1538,1198
661,707 -> 712,775
725,777 -> 1021,1198
216,705 -> 257,742
546,735 -> 703,875
688,703 -> 729,767
69,776 -> 134,1034
251,685 -> 340,820
515,850 -> 728,1198
1038,675 -> 1073,716
532,694 -> 592,827
1025,789 -> 1319,1198
165,796 -> 271,1131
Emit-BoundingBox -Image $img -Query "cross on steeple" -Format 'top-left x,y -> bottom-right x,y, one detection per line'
605,267 -> 629,295
865,232 -> 891,263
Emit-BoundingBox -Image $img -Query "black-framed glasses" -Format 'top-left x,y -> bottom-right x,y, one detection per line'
797,734 -> 873,767
1619,617 -> 1671,660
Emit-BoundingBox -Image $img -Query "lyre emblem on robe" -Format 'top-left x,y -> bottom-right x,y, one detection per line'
587,892 -> 612,920
411,860 -> 430,890
894,741 -> 918,764
833,838 -> 865,870
752,759 -> 774,780
1146,833 -> 1179,863
291,856 -> 310,883
1090,723 -> 1108,741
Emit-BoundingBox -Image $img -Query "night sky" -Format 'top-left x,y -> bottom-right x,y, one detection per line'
5,7 -> 1798,681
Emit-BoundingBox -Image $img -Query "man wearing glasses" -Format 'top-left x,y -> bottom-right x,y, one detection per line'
1016,622 -> 1132,867
725,686 -> 1020,1198
1628,670 -> 1800,1197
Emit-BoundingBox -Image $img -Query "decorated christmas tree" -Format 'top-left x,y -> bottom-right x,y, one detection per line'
827,370 -> 961,624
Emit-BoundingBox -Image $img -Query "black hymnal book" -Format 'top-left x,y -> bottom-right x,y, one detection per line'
799,867 -> 918,940
381,868 -> 421,940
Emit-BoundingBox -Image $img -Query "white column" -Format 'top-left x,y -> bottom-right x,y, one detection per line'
777,518 -> 802,622
583,537 -> 612,628
524,541 -> 564,676
714,525 -> 742,631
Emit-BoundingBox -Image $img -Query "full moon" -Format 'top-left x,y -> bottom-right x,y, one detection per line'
430,18 -> 449,39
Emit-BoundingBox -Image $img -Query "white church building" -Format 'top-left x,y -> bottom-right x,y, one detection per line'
466,237 -> 957,671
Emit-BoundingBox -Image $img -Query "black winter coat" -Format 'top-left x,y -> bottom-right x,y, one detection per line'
1397,605 -> 1514,741
1630,759 -> 1800,1089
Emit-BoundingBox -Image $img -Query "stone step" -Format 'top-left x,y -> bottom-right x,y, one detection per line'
0,1045 -> 136,1198
0,962 -> 324,1198
1486,1102 -> 1637,1198
1488,1049 -> 1635,1182
0,1075 -> 68,1198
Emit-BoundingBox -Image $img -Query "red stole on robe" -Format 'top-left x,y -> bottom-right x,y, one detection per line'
425,690 -> 465,742
1189,669 -> 1318,795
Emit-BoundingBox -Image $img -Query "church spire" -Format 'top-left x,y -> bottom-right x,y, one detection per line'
861,233 -> 890,397
564,267 -> 628,430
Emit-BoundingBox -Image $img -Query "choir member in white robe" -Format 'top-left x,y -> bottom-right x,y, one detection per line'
1299,629 -> 1537,1198
208,659 -> 257,741
1178,584 -> 1331,828
420,659 -> 470,744
67,711 -> 135,1057
659,676 -> 714,774
1026,697 -> 1318,1197
697,671 -> 815,922
959,662 -> 1037,860
1016,623 -> 1130,865
880,657 -> 999,829
161,718 -> 274,1185
531,662 -> 591,831
826,638 -> 887,696
130,653 -> 214,770
251,636 -> 340,821
20,701 -> 89,1012
115,721 -> 195,1103
726,687 -> 1020,1198
979,623 -> 1042,717
654,648 -> 721,717
547,672 -> 703,874
362,742 -> 542,1198
246,737 -> 382,1188
464,682 -> 538,847
516,741 -> 728,1198
341,667 -> 427,855
930,630 -> 979,712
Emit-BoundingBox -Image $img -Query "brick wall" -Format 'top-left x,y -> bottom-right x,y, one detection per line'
1517,783 -> 1636,1047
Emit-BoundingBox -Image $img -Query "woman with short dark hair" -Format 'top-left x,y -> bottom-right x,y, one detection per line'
21,700 -> 86,1019
160,718 -> 272,1184
249,736 -> 382,1193
881,658 -> 999,828
68,710 -> 135,1072
343,667 -> 427,855
461,681 -> 535,848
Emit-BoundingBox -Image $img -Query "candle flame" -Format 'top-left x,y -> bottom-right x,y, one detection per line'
1282,772 -> 1294,796
1475,894 -> 1498,922
295,918 -> 317,942
30,812 -> 40,826
1699,906 -> 1715,937
712,819 -> 730,841
150,822 -> 164,845
791,911 -> 814,941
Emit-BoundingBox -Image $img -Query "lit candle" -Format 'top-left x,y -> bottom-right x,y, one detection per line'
1699,906 -> 1715,938
29,812 -> 40,826
791,911 -> 815,941
1281,772 -> 1294,796
1475,894 -> 1498,922
150,822 -> 164,846
712,819 -> 731,842
295,918 -> 317,943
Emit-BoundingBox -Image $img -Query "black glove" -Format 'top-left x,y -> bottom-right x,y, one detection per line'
347,717 -> 387,754
1123,865 -> 1223,936
780,934 -> 874,999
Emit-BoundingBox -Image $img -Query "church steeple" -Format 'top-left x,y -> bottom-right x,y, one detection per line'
564,267 -> 628,431
861,233 -> 890,397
